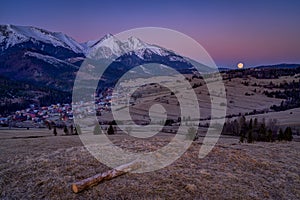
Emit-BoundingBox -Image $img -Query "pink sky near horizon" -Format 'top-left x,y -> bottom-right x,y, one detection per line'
1,0 -> 300,67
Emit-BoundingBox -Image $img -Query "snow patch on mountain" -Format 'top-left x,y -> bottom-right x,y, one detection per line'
24,51 -> 78,68
84,34 -> 183,61
169,55 -> 186,62
52,32 -> 83,53
139,65 -> 151,74
0,25 -> 83,53
85,34 -> 125,59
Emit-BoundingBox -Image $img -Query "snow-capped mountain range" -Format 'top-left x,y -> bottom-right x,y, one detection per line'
0,24 -> 187,60
0,24 -> 207,91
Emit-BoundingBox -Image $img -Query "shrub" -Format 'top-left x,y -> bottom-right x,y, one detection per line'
93,123 -> 102,135
125,126 -> 132,135
75,124 -> 82,135
220,102 -> 226,106
186,126 -> 197,141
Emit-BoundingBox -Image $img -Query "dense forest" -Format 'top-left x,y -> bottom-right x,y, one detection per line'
0,76 -> 71,114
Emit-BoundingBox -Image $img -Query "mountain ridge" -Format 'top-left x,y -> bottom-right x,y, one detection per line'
0,24 -> 207,88
1,24 -> 299,70
0,24 -> 299,114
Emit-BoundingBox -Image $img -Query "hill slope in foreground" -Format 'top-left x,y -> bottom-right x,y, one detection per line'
0,129 -> 299,199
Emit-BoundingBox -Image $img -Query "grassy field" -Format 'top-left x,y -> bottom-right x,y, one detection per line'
109,75 -> 287,123
0,128 -> 299,199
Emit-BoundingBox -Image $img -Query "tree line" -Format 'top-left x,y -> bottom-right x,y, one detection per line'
222,116 -> 294,143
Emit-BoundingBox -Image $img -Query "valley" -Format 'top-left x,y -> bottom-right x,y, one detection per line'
0,24 -> 300,199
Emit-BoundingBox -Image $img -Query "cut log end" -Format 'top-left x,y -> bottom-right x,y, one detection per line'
72,184 -> 79,193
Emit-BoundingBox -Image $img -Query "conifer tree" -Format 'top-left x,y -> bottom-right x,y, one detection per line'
53,126 -> 57,136
94,123 -> 102,135
249,118 -> 253,130
284,127 -> 293,141
266,128 -> 272,142
240,132 -> 245,143
107,124 -> 115,135
278,128 -> 284,141
254,118 -> 258,129
247,129 -> 253,143
63,125 -> 69,135
258,123 -> 267,141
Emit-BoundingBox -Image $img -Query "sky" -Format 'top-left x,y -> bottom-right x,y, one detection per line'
1,0 -> 300,68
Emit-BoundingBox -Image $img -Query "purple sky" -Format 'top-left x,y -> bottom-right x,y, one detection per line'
1,0 -> 300,67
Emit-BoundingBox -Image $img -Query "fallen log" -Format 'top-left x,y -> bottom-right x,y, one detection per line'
72,160 -> 143,193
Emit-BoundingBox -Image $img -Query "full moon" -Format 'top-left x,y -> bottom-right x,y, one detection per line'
237,62 -> 244,69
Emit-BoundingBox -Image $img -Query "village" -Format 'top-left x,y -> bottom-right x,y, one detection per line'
0,87 -> 117,129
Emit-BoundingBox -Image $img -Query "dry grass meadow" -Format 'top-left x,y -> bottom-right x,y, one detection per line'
0,128 -> 299,199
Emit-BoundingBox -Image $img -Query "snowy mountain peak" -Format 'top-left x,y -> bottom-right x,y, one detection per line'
102,33 -> 114,40
85,34 -> 124,59
126,36 -> 147,50
0,24 -> 83,53
85,34 -> 169,59
87,33 -> 114,48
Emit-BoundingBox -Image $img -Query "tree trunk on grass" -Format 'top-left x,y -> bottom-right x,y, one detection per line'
72,160 -> 143,193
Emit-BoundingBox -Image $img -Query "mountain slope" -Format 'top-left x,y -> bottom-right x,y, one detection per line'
0,25 -> 83,53
82,34 -> 214,84
0,24 -> 211,113
0,24 -> 213,90
0,25 -> 85,90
